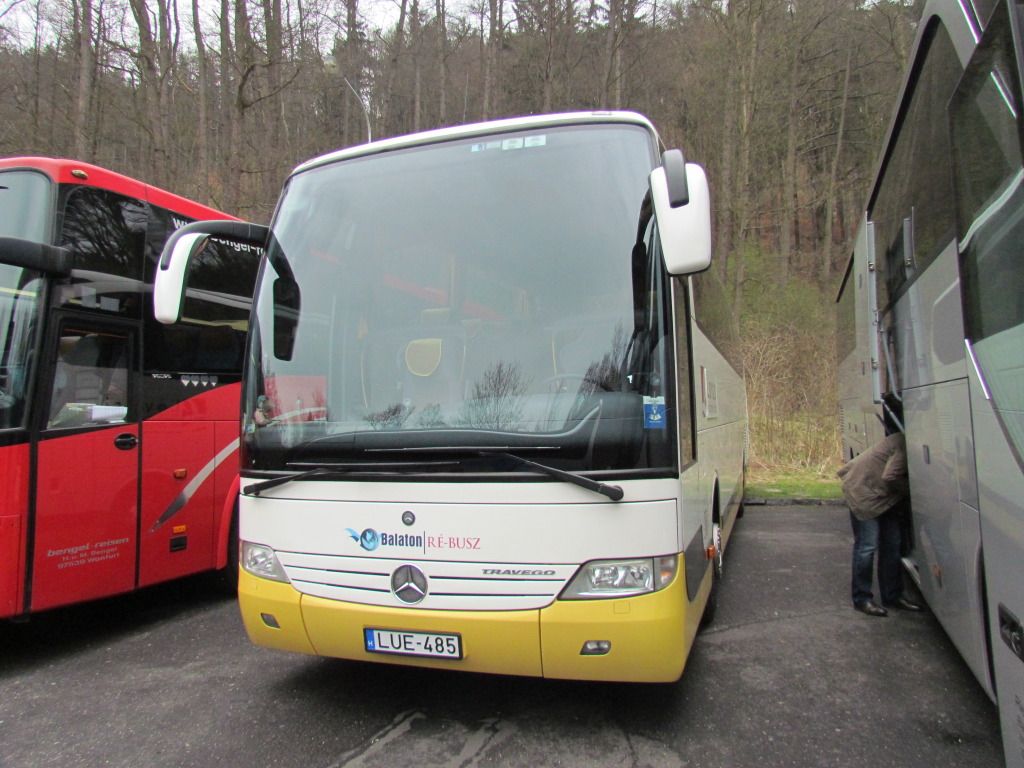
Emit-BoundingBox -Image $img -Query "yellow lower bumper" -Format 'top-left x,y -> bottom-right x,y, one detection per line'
238,556 -> 710,683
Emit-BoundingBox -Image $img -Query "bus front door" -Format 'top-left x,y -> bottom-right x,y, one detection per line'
29,321 -> 139,612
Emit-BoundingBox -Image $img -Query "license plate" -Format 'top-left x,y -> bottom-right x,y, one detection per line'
364,628 -> 463,659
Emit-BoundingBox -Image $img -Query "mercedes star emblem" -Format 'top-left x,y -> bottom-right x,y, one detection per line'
391,564 -> 428,604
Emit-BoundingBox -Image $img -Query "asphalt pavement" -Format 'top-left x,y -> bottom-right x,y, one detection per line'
0,502 -> 1006,768
691,500 -> 1003,767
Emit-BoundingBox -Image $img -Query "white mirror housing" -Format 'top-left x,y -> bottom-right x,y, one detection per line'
154,220 -> 268,324
154,233 -> 207,324
650,156 -> 712,276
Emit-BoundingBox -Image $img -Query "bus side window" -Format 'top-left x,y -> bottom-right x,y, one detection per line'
195,324 -> 243,370
871,22 -> 960,309
673,277 -> 694,463
691,265 -> 743,376
950,1 -> 1024,342
143,228 -> 259,376
58,188 -> 148,318
48,329 -> 130,429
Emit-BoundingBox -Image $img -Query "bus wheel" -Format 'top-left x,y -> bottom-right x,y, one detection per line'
712,520 -> 723,574
701,521 -> 723,628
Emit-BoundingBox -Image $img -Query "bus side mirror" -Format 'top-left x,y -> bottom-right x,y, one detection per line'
0,237 -> 71,277
649,151 -> 712,275
272,277 -> 300,360
155,220 -> 268,324
155,232 -> 209,324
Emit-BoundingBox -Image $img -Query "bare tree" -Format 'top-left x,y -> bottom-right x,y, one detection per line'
125,0 -> 179,186
190,0 -> 209,198
378,0 -> 408,134
71,0 -> 95,159
434,0 -> 446,122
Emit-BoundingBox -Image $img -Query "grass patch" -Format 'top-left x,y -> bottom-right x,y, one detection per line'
746,467 -> 842,500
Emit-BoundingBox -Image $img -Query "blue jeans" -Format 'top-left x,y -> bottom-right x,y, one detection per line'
850,503 -> 905,606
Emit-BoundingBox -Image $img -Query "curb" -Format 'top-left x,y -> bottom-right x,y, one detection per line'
744,497 -> 846,507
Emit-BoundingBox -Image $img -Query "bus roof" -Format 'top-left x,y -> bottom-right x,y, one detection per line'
0,156 -> 237,223
292,111 -> 662,178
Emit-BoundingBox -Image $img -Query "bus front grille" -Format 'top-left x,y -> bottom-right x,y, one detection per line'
275,551 -> 577,611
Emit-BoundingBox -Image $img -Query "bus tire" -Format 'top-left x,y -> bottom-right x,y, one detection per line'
701,520 -> 723,628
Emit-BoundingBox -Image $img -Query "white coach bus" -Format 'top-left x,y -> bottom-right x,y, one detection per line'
836,0 -> 1024,763
157,111 -> 746,683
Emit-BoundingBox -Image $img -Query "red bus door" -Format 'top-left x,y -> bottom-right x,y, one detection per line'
30,321 -> 139,612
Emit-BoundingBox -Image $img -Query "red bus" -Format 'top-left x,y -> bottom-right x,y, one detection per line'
0,157 -> 259,619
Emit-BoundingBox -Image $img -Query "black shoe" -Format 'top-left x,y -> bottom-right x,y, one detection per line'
855,600 -> 888,617
884,597 -> 922,612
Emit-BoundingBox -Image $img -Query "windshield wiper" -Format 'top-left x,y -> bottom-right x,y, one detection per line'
244,450 -> 624,502
243,466 -> 336,496
491,451 -> 624,501
242,459 -> 465,496
361,445 -> 624,501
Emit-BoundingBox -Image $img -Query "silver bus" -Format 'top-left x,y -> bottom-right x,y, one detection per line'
836,0 -> 1024,763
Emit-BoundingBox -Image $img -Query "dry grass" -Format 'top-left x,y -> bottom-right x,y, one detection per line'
739,262 -> 843,484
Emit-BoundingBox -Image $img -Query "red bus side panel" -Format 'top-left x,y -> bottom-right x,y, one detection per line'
138,422 -> 218,587
138,384 -> 241,587
31,427 -> 139,612
0,443 -> 30,618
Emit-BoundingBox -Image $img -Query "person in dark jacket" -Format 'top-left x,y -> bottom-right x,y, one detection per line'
837,398 -> 922,617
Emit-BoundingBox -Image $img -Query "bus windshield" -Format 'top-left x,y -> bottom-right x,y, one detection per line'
244,123 -> 679,474
0,171 -> 50,430
0,170 -> 52,242
0,267 -> 43,430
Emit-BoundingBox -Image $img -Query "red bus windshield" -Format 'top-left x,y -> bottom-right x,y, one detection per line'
0,169 -> 52,242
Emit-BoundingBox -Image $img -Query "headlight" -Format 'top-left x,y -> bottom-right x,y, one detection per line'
241,541 -> 290,583
561,555 -> 678,599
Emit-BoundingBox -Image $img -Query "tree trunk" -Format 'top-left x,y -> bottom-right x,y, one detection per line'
482,0 -> 502,120
730,0 -> 761,319
411,0 -> 422,132
218,0 -> 233,196
261,0 -> 284,165
127,0 -> 168,185
72,0 -> 94,160
602,0 -> 621,109
435,0 -> 447,124
380,0 -> 409,135
820,46 -> 852,288
191,0 -> 210,200
780,40 -> 799,283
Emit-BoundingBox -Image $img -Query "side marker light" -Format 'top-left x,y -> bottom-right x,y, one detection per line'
261,613 -> 281,629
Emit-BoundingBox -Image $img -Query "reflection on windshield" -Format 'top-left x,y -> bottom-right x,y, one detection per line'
245,123 -> 676,474
0,170 -> 51,243
951,3 -> 1024,470
0,267 -> 43,430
